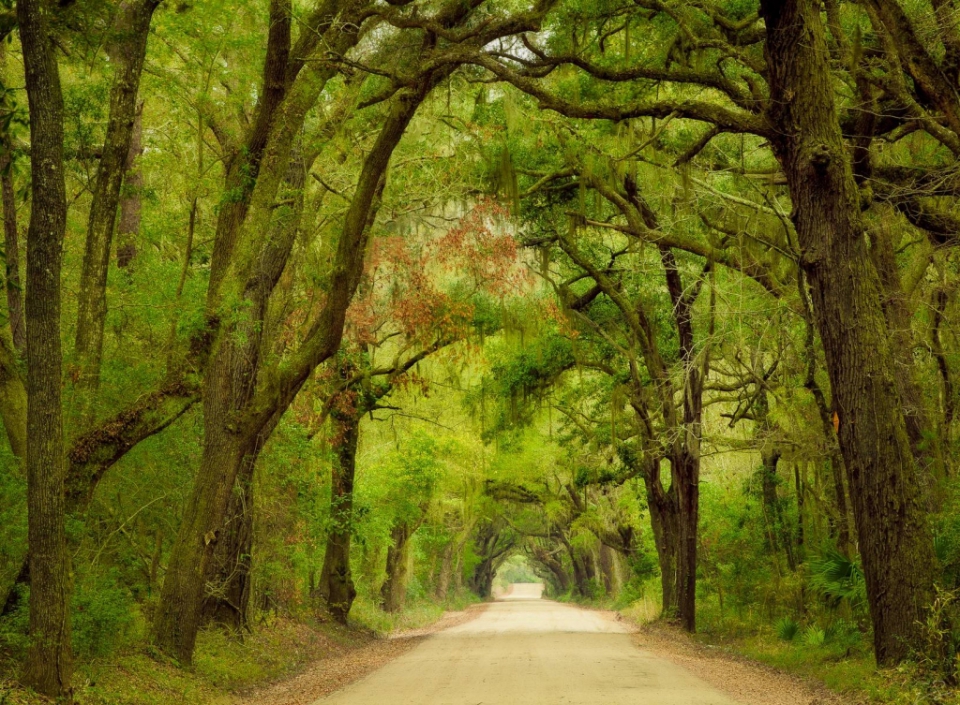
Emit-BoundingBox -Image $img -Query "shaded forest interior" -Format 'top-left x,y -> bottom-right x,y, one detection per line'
3,0 -> 960,702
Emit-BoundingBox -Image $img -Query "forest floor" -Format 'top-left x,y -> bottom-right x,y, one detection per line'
0,598 -> 484,705
238,602 -> 489,705
618,602 -> 952,704
629,621 -> 863,705
2,593 -> 945,704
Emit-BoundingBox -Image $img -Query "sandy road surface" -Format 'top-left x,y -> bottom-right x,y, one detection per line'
315,586 -> 739,704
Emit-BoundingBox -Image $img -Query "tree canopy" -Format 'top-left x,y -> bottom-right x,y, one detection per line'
2,0 -> 960,701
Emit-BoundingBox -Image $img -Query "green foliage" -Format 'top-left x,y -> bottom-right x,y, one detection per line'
775,617 -> 799,642
72,570 -> 138,659
6,1 -> 960,702
494,555 -> 539,588
802,626 -> 827,648
911,587 -> 960,688
0,585 -> 29,660
809,549 -> 867,615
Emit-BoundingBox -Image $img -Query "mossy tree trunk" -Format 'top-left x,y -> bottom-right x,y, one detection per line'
201,441 -> 259,632
17,0 -> 72,696
381,522 -> 416,613
634,449 -> 680,619
761,0 -> 939,664
116,101 -> 144,269
318,411 -> 359,623
74,0 -> 160,395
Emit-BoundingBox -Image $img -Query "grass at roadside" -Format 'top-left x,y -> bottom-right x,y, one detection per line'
697,623 -> 960,704
618,593 -> 959,705
0,595 -> 474,705
350,592 -> 479,634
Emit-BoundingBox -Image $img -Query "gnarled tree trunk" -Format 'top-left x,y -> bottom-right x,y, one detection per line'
761,0 -> 938,664
435,541 -> 455,600
153,168 -> 305,662
641,460 -> 679,618
672,449 -> 699,632
201,447 -> 257,632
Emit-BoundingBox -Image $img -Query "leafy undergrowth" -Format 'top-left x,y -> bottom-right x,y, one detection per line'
350,593 -> 479,635
620,597 -> 960,705
730,636 -> 960,704
0,614 -> 366,705
0,597 -> 472,705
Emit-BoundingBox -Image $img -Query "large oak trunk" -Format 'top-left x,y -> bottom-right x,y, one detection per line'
116,102 -> 144,269
201,447 -> 257,632
760,0 -> 938,664
153,432 -> 249,663
17,0 -> 73,695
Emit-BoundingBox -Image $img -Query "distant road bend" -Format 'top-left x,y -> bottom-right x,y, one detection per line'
316,583 -> 739,704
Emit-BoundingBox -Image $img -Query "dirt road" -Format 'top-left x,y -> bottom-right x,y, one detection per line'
314,586 -> 739,704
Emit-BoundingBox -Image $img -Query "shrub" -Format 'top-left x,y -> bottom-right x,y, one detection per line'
775,617 -> 799,642
809,549 -> 867,615
0,585 -> 30,658
73,570 -> 137,659
913,586 -> 960,686
802,625 -> 826,647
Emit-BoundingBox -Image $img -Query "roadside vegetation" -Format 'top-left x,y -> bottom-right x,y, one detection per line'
2,0 -> 960,703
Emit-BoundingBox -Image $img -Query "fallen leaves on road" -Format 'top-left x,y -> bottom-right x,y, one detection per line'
239,604 -> 489,705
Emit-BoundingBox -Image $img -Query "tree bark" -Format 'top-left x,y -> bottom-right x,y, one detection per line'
598,544 -> 617,596
0,151 -> 24,354
869,223 -> 944,483
642,460 -> 679,618
672,449 -> 699,632
206,0 -> 292,301
381,522 -> 415,613
153,156 -> 305,663
760,0 -> 938,665
74,0 -> 159,394
201,404 -> 284,632
435,541 -> 455,600
660,246 -> 706,634
17,0 -> 72,695
201,446 -> 257,632
116,101 -> 144,269
318,411 -> 359,623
